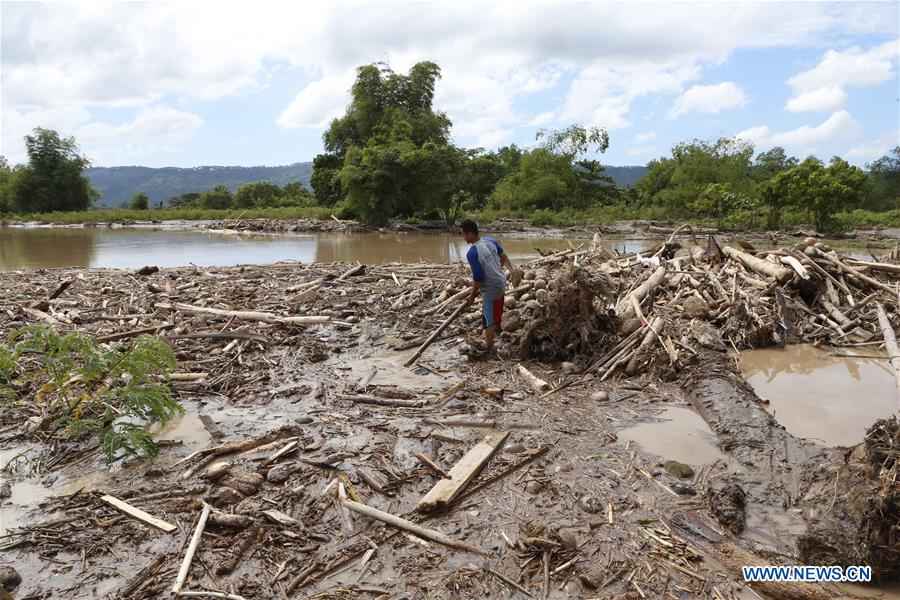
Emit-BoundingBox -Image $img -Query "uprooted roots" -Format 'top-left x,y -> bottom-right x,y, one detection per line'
513,265 -> 616,361
861,416 -> 900,580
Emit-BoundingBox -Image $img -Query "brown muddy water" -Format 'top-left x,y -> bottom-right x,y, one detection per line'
618,405 -> 725,466
0,225 -> 650,270
740,344 -> 897,447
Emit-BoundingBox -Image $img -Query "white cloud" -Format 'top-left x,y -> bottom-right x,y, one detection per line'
277,75 -> 353,129
668,82 -> 747,118
736,110 -> 860,154
628,145 -> 658,156
633,132 -> 656,143
785,86 -> 847,112
785,40 -> 899,112
76,106 -> 204,165
1,2 -> 897,163
847,129 -> 900,161
2,106 -> 91,164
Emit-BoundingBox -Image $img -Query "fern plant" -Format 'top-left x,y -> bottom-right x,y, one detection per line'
2,325 -> 182,462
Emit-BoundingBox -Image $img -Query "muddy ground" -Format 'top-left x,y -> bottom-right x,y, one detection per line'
0,233 -> 898,599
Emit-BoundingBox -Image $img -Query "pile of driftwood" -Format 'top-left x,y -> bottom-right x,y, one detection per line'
2,226 -> 899,599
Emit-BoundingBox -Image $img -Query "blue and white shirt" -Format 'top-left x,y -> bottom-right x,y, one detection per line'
466,237 -> 506,300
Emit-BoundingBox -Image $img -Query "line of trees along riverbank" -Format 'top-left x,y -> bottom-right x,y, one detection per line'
1,61 -> 898,232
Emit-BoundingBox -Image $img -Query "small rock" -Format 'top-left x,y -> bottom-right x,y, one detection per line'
135,265 -> 159,276
524,269 -> 537,281
578,496 -> 602,513
557,527 -> 578,549
804,236 -> 817,246
143,467 -> 164,478
0,481 -> 10,500
266,463 -> 294,484
664,460 -> 695,479
671,482 -> 697,496
590,391 -> 610,402
560,361 -> 580,375
525,481 -> 543,494
296,415 -> 315,425
535,288 -> 550,303
222,470 -> 264,496
533,278 -> 548,290
579,568 -> 605,589
235,496 -> 266,515
682,296 -> 709,320
205,486 -> 243,507
344,315 -> 360,324
24,416 -> 42,434
504,442 -> 526,454
503,296 -> 517,309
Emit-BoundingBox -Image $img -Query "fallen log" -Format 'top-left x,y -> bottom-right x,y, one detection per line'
515,364 -> 550,392
342,395 -> 424,408
100,495 -> 176,533
616,266 -> 666,318
813,250 -> 898,297
155,302 -> 330,325
625,316 -> 664,376
875,303 -> 900,400
404,301 -> 467,366
341,498 -> 490,556
417,431 -> 509,512
722,246 -> 793,283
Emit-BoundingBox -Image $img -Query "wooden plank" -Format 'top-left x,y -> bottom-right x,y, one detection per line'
198,414 -> 225,439
100,494 -> 177,533
417,431 -> 509,512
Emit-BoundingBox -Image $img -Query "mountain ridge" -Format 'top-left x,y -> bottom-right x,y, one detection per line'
86,162 -> 647,206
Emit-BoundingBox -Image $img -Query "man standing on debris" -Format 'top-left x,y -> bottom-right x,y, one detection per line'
460,219 -> 520,357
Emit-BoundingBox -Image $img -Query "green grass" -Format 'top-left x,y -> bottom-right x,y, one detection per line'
3,204 -> 900,231
1,205 -> 336,224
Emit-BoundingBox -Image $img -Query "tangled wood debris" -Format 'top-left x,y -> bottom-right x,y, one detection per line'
1,226 -> 898,598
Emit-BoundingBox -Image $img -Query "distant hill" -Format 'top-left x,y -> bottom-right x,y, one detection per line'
603,165 -> 647,186
85,163 -> 313,206
86,162 -> 646,207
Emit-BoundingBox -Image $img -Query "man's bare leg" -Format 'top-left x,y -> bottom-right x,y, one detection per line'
485,325 -> 496,356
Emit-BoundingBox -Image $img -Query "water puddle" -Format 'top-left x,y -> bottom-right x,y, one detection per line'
740,345 -> 896,447
153,412 -> 212,449
618,405 -> 725,466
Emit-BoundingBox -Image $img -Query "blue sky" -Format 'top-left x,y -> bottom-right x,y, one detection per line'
2,2 -> 898,169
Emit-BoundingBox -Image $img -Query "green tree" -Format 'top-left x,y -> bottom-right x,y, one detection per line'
10,128 -> 98,213
312,61 -> 456,224
234,181 -> 282,208
129,192 -> 150,210
490,125 -> 612,212
168,192 -> 200,209
753,147 -> 799,228
198,185 -> 233,209
635,137 -> 755,216
0,157 -> 17,214
864,147 -> 900,211
771,157 -> 865,232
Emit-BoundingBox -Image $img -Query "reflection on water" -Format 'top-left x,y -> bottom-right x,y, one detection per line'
741,344 -> 896,447
619,405 -> 725,466
0,227 -> 97,269
0,226 -> 651,270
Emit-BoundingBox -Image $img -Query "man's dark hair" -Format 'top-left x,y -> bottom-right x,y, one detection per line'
460,219 -> 479,235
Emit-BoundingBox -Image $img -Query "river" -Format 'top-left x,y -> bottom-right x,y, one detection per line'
0,225 -> 654,271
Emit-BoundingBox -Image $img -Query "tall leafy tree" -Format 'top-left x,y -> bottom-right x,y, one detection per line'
864,147 -> 900,211
11,128 -> 97,213
312,61 -> 456,224
771,156 -> 865,232
129,192 -> 150,210
198,185 -> 233,209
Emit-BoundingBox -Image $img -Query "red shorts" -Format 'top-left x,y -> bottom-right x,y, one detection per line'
482,297 -> 504,328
